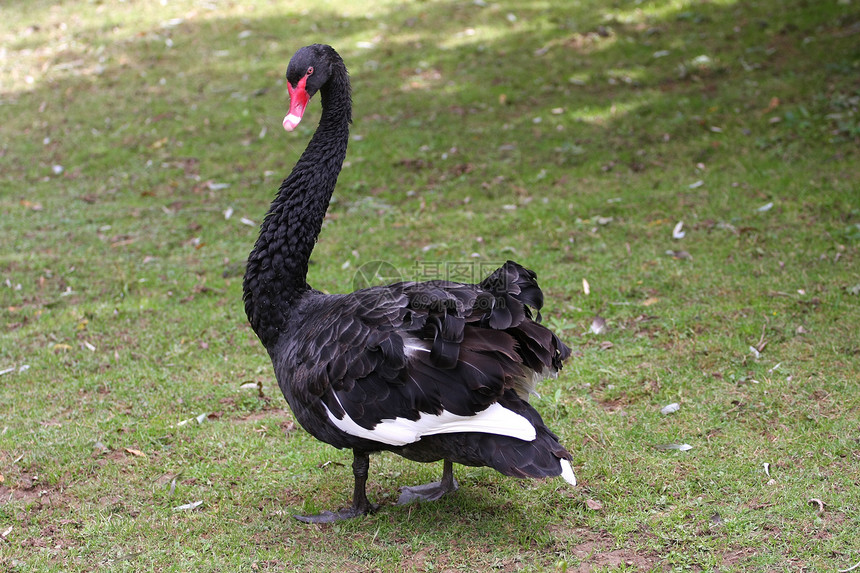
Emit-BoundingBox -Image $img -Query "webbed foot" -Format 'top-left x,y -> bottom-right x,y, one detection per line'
397,478 -> 459,505
397,459 -> 458,505
294,450 -> 379,524
293,503 -> 380,524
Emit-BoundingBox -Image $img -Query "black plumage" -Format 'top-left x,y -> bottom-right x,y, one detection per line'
243,44 -> 576,523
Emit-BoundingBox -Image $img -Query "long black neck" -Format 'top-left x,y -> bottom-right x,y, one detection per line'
244,60 -> 351,347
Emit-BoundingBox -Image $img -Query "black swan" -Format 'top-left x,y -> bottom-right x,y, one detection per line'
243,44 -> 576,523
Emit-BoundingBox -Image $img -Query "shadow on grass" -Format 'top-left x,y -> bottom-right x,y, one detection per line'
3,0 -> 857,186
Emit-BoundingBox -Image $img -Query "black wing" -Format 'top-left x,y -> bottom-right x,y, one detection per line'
289,261 -> 570,444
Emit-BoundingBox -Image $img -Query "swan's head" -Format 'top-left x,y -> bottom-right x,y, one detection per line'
283,44 -> 336,131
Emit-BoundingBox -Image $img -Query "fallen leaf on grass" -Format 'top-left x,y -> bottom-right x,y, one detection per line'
763,97 -> 780,113
838,560 -> 860,573
156,473 -> 179,487
660,403 -> 680,415
173,500 -> 203,512
20,200 -> 44,211
654,443 -> 693,451
585,499 -> 604,511
807,498 -> 825,515
176,413 -> 209,427
590,316 -> 606,334
125,448 -> 147,458
642,297 -> 659,306
665,249 -> 692,260
240,380 -> 266,398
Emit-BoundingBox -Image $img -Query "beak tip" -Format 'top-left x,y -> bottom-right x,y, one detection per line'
283,114 -> 302,131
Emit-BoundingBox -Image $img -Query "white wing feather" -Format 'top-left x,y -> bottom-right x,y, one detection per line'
324,395 -> 537,447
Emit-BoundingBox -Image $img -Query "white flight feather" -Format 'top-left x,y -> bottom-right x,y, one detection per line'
559,459 -> 577,486
324,396 -> 537,446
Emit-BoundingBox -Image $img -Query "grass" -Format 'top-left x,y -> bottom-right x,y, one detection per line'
1,0 -> 858,571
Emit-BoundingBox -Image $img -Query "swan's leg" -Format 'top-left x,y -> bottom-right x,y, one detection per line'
294,450 -> 379,523
397,459 -> 459,505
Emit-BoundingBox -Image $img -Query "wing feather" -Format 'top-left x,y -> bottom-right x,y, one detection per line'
289,262 -> 570,447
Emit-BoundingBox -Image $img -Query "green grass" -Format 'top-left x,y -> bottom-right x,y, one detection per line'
1,0 -> 858,571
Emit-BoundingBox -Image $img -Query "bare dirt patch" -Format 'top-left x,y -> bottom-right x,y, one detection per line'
1,479 -> 84,559
550,526 -> 663,572
0,480 -> 71,511
721,547 -> 758,569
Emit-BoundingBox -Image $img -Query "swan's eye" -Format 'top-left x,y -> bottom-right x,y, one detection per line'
306,67 -> 314,76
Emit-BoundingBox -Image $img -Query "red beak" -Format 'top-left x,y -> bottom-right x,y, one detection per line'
283,75 -> 310,131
